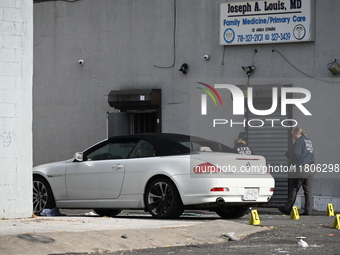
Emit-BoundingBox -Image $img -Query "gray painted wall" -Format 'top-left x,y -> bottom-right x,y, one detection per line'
33,0 -> 340,196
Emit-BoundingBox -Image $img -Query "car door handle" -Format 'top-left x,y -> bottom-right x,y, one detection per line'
112,164 -> 124,170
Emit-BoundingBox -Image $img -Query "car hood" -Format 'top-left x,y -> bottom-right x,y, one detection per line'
33,158 -> 73,174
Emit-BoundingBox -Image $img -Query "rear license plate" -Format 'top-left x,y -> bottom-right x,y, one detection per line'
243,188 -> 259,200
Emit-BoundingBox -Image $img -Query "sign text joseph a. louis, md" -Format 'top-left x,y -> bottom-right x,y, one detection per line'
220,0 -> 314,45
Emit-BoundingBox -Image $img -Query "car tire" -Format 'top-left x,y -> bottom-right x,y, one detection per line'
33,176 -> 56,215
93,209 -> 122,217
215,206 -> 249,219
145,178 -> 184,219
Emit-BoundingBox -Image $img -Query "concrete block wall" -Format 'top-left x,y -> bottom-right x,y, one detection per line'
0,0 -> 33,218
294,195 -> 340,213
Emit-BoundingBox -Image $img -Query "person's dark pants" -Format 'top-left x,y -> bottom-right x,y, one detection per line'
284,177 -> 313,214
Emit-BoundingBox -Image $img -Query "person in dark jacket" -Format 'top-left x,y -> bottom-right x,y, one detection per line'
233,139 -> 253,155
279,127 -> 315,216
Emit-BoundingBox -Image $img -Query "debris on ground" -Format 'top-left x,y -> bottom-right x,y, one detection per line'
220,232 -> 240,241
182,213 -> 201,217
84,212 -> 98,216
40,208 -> 62,216
297,236 -> 309,248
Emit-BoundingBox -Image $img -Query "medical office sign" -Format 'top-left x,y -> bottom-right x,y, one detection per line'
220,0 -> 314,45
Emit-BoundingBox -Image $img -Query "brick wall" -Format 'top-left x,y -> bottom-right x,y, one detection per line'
0,0 -> 33,218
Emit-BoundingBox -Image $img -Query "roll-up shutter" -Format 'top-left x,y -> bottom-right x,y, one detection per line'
243,85 -> 292,205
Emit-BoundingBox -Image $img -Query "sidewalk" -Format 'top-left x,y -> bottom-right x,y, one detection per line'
0,211 -> 268,255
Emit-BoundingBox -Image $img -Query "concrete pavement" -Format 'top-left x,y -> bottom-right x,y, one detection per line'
0,210 -> 269,255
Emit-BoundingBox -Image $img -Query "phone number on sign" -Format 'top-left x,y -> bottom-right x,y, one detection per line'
237,33 -> 291,43
299,164 -> 340,173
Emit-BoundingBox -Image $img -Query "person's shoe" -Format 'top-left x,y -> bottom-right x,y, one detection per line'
278,206 -> 290,215
301,212 -> 311,216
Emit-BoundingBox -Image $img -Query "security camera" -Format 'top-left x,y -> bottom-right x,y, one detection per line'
203,55 -> 210,61
78,59 -> 84,65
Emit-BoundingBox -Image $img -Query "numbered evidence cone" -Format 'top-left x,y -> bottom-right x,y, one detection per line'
326,203 -> 335,216
332,214 -> 340,229
249,209 -> 260,225
290,206 -> 300,220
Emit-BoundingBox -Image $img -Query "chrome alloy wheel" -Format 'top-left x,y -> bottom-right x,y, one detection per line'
32,177 -> 55,214
148,181 -> 174,216
145,178 -> 183,219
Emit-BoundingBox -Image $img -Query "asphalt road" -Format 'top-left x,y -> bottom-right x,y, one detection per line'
55,208 -> 340,255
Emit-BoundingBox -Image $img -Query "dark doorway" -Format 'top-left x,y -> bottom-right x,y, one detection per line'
107,89 -> 162,137
132,111 -> 159,134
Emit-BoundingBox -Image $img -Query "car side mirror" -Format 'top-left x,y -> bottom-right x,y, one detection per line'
74,152 -> 84,162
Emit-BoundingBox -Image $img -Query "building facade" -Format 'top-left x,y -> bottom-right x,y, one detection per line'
33,0 -> 340,206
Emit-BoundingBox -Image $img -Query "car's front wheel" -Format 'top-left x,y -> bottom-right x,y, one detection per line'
93,209 -> 122,217
33,176 -> 56,215
215,206 -> 249,219
145,178 -> 184,219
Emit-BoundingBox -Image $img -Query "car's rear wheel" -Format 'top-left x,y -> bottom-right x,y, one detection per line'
93,209 -> 122,217
33,176 -> 56,215
145,178 -> 184,219
215,206 -> 249,219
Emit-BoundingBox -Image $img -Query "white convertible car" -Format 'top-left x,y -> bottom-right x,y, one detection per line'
33,133 -> 275,219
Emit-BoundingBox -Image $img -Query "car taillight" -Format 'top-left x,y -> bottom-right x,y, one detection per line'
210,187 -> 229,192
193,163 -> 221,174
270,188 -> 275,192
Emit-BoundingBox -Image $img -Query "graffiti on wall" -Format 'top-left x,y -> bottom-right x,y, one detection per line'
1,131 -> 15,147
